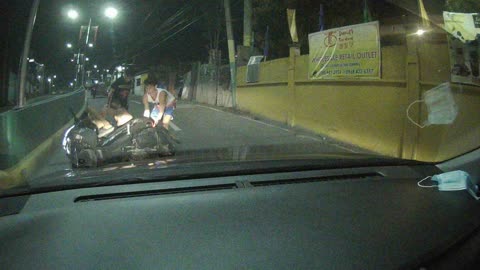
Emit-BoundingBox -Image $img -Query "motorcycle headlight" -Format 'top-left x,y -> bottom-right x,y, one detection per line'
62,125 -> 75,152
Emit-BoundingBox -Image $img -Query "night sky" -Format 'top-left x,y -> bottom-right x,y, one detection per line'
5,0 -> 446,86
6,0 -> 244,86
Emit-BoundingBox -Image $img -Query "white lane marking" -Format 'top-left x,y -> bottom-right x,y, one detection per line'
131,100 -> 142,105
296,134 -> 324,142
197,105 -> 224,112
196,105 -> 291,132
238,115 -> 291,132
169,122 -> 181,131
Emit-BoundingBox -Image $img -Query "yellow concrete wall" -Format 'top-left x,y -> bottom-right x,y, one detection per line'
238,58 -> 289,85
237,57 -> 289,123
418,41 -> 451,83
294,81 -> 406,157
381,46 -> 407,81
236,40 -> 480,162
237,84 -> 289,123
237,46 -> 409,158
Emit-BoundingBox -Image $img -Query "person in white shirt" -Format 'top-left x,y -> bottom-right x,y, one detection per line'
142,77 -> 176,129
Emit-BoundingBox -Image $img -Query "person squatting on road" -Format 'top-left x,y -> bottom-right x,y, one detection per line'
142,77 -> 176,129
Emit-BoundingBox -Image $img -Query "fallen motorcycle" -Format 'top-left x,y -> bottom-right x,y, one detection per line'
62,112 -> 176,168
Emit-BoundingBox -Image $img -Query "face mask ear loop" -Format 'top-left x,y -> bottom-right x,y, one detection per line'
417,176 -> 437,188
407,100 -> 427,128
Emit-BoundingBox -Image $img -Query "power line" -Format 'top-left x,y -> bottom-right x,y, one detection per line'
130,13 -> 205,59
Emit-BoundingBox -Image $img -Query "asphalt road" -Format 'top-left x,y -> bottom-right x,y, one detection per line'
30,95 -> 361,185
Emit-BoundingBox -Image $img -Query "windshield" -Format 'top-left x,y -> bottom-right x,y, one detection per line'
1,0 -> 479,193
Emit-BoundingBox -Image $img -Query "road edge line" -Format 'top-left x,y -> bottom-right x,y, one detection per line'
0,103 -> 87,190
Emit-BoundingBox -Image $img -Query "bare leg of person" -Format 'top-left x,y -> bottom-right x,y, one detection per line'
162,115 -> 172,130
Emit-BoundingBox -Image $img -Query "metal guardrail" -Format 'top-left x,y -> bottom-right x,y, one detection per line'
0,89 -> 86,170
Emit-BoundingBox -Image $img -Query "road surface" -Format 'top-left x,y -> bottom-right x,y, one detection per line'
30,95 -> 363,185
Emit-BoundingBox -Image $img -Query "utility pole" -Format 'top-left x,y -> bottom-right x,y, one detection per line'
243,0 -> 252,47
18,0 -> 40,107
224,0 -> 237,107
81,18 -> 92,87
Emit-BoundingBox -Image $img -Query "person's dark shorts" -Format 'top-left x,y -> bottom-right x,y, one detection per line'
164,106 -> 175,117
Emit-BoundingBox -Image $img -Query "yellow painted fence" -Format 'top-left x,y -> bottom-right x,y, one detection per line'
236,35 -> 480,162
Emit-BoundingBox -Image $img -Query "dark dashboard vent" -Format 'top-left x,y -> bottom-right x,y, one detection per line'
74,183 -> 237,203
250,172 -> 383,187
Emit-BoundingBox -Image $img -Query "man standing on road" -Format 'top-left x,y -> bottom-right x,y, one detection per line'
143,77 -> 176,129
104,68 -> 134,127
107,68 -> 134,111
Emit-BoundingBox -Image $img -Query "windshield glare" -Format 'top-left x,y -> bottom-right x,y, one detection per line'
0,0 -> 479,192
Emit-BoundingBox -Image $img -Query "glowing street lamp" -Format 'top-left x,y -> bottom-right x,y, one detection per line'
85,57 -> 89,61
415,29 -> 426,36
88,43 -> 93,48
67,9 -> 79,20
66,43 -> 72,48
93,64 -> 97,69
105,7 -> 118,19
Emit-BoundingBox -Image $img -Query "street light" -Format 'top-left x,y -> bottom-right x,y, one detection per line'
66,43 -> 72,48
67,9 -> 79,20
93,64 -> 97,69
85,57 -> 90,61
415,29 -> 426,36
47,78 -> 52,82
105,7 -> 118,19
53,75 -> 57,78
28,58 -> 35,63
88,43 -> 93,48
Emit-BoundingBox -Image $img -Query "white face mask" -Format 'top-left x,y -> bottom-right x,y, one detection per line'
406,82 -> 459,128
423,83 -> 458,126
418,170 -> 469,191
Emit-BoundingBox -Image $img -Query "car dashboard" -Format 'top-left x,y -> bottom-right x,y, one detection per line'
1,164 -> 480,270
